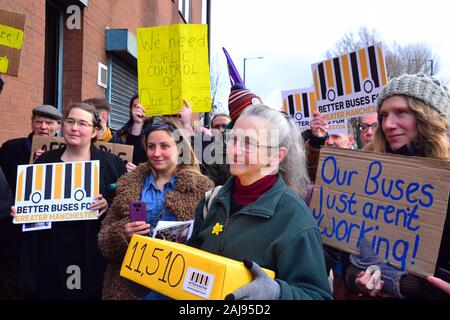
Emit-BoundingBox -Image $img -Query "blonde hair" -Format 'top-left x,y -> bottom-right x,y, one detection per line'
370,96 -> 449,160
144,118 -> 201,175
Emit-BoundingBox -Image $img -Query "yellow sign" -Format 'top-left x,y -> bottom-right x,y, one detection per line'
0,24 -> 24,49
137,24 -> 211,116
13,161 -> 100,224
0,55 -> 8,73
120,236 -> 275,300
0,9 -> 26,77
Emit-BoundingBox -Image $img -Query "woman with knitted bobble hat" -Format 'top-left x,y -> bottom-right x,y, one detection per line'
345,73 -> 450,299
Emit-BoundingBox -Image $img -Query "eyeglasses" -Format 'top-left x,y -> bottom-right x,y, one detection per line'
360,122 -> 379,132
64,118 -> 95,129
224,131 -> 277,153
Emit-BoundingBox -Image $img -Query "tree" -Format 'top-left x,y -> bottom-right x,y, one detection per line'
326,26 -> 441,79
209,54 -> 227,114
204,54 -> 228,126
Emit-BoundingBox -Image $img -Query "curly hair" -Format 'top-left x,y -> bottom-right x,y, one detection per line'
369,96 -> 449,160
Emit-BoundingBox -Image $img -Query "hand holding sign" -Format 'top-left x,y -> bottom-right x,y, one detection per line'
355,265 -> 383,296
131,102 -> 147,125
90,194 -> 108,217
310,111 -> 329,138
10,205 -> 16,218
180,99 -> 194,134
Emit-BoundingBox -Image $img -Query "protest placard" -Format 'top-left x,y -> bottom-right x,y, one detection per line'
311,43 -> 388,134
29,135 -> 133,164
13,160 -> 100,224
309,147 -> 450,277
137,24 -> 211,116
0,9 -> 26,76
281,87 -> 316,130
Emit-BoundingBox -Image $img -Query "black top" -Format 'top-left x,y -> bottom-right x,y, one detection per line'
0,133 -> 34,192
17,146 -> 126,299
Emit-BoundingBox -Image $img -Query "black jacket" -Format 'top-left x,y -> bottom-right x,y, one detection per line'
17,145 -> 126,299
0,167 -> 12,220
111,121 -> 153,165
0,134 -> 32,297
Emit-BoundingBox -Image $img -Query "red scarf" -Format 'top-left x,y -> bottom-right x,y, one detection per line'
232,174 -> 278,206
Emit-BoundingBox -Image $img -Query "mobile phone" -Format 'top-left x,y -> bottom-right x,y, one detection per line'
129,201 -> 147,222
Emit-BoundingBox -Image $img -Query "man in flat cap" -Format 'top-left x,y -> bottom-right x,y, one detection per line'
0,104 -> 62,191
0,104 -> 61,299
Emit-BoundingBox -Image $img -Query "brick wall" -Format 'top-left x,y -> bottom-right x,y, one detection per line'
0,0 -> 203,144
0,0 -> 45,143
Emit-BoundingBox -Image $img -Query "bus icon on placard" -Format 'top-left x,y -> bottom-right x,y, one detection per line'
312,43 -> 388,103
16,161 -> 99,204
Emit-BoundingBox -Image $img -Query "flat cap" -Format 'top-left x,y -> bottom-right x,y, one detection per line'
32,104 -> 62,121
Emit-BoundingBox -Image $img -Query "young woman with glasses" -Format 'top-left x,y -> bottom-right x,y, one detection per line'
13,102 -> 126,299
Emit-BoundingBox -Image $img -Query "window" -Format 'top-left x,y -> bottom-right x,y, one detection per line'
178,0 -> 191,23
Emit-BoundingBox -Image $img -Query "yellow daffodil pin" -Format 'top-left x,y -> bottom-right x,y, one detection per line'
211,222 -> 223,236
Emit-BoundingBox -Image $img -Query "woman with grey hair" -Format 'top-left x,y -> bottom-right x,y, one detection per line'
187,104 -> 332,300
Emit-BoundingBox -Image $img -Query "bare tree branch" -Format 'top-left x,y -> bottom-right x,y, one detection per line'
326,26 -> 441,79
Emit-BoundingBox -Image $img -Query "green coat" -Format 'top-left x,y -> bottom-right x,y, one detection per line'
187,175 -> 332,300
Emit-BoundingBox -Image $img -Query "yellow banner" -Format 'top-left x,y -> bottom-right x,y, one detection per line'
0,24 -> 24,49
137,24 -> 211,116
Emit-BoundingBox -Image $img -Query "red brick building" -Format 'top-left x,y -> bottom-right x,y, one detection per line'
0,0 -> 209,144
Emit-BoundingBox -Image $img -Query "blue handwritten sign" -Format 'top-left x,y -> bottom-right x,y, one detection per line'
309,147 -> 450,277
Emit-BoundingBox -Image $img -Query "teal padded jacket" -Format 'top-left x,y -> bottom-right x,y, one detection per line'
187,174 -> 333,300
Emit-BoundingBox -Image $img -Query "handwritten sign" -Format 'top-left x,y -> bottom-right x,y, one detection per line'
13,160 -> 100,224
310,147 -> 450,277
281,87 -> 316,130
121,236 -> 275,300
311,43 -> 387,134
0,9 -> 26,76
137,24 -> 211,116
29,135 -> 134,164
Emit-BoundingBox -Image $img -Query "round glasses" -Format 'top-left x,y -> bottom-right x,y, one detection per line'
64,118 -> 95,129
360,122 -> 379,132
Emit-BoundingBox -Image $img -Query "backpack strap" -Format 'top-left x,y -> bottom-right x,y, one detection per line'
202,185 -> 222,219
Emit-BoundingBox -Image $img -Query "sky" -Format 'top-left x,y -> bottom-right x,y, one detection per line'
209,0 -> 450,113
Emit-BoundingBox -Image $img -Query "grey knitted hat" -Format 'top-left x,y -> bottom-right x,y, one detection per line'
376,72 -> 450,121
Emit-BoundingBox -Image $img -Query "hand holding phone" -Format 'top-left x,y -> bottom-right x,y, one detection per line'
129,201 -> 147,222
